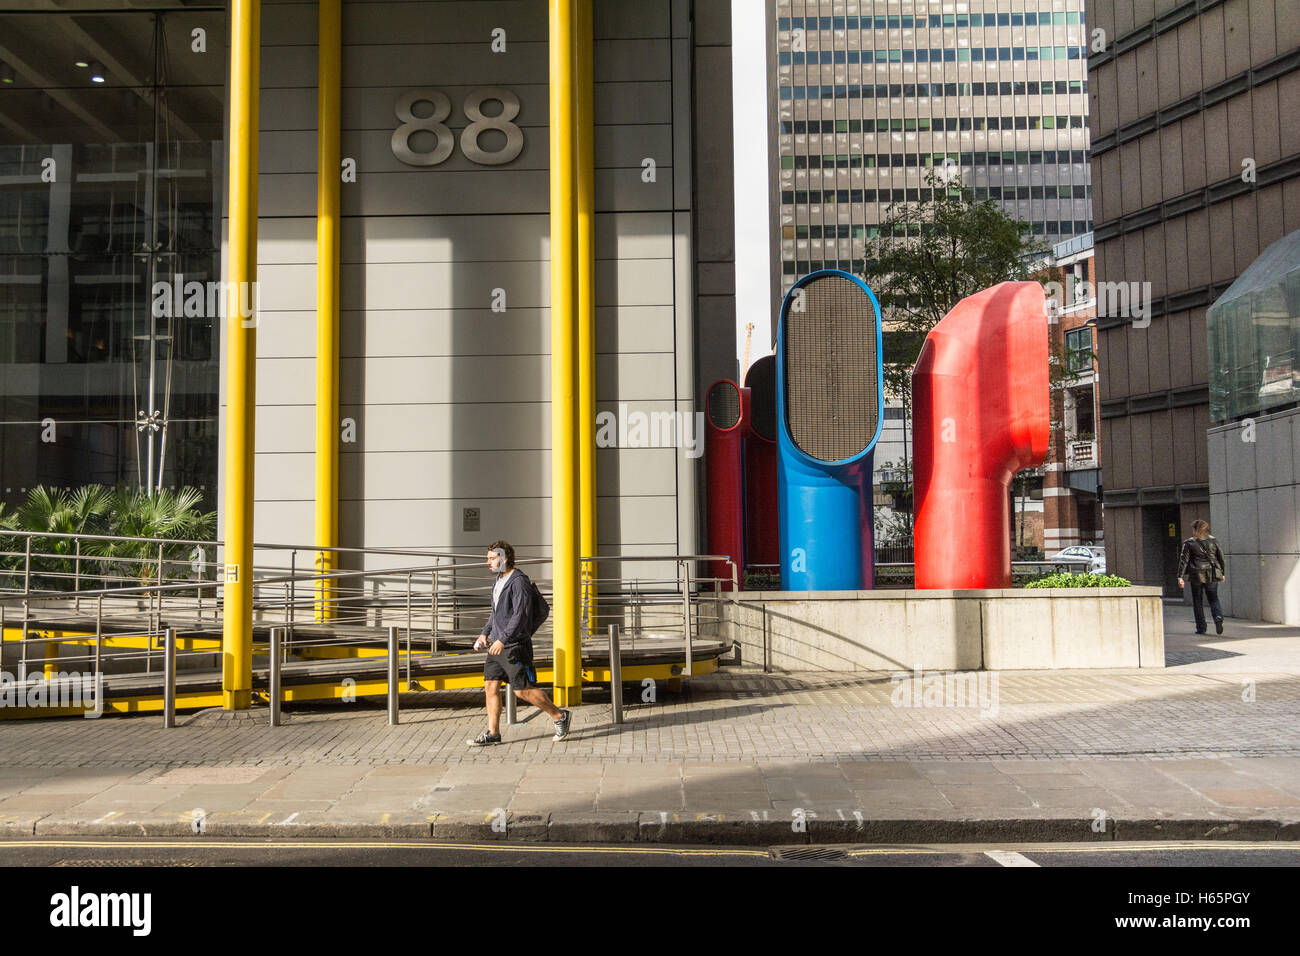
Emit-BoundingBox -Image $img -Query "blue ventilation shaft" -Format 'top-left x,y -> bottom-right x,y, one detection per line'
775,270 -> 885,590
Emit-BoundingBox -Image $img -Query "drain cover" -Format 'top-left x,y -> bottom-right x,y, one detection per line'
52,859 -> 198,867
769,846 -> 850,862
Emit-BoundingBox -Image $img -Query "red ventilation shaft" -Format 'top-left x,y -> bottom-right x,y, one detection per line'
706,379 -> 746,589
743,355 -> 778,574
912,282 -> 1050,589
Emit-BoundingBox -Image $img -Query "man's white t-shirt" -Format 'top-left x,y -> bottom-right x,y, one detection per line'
492,569 -> 514,609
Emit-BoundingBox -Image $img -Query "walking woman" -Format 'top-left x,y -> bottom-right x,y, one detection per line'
1177,519 -> 1227,635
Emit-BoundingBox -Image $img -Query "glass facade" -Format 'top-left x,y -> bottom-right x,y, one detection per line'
0,5 -> 224,511
773,0 -> 1093,296
1207,230 -> 1300,425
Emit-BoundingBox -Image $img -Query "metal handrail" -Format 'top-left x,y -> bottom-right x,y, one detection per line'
4,535 -> 736,721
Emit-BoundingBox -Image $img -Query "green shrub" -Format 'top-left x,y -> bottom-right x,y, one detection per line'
1023,571 -> 1132,589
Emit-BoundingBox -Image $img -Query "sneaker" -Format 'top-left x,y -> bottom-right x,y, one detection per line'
468,730 -> 501,747
553,709 -> 572,741
1215,617 -> 1224,634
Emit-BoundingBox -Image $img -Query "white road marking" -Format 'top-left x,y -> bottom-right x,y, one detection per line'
984,849 -> 1040,867
279,812 -> 299,825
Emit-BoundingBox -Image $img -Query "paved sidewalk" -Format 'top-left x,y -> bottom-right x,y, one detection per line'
1,608 -> 1297,845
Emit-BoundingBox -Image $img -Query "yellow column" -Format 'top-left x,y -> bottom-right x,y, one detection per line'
549,0 -> 581,706
576,0 -> 596,636
315,0 -> 342,621
222,0 -> 260,710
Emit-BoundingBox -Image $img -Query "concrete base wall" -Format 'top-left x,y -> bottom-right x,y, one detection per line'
721,588 -> 1165,671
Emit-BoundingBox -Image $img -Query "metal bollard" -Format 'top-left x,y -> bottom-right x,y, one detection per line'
387,625 -> 399,725
609,624 -> 623,725
270,626 -> 283,727
680,560 -> 694,676
163,627 -> 177,729
504,682 -> 516,727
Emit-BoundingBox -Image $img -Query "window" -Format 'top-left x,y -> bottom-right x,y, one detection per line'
1065,327 -> 1093,373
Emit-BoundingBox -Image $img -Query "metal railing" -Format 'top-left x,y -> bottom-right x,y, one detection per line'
1,531 -> 737,721
579,553 -> 737,678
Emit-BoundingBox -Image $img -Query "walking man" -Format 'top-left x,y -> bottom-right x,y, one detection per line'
1177,519 -> 1227,635
469,540 -> 572,745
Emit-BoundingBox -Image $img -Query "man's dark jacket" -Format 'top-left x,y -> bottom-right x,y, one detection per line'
483,569 -> 534,648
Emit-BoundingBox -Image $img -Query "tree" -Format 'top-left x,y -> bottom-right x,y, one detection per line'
870,171 -> 1050,537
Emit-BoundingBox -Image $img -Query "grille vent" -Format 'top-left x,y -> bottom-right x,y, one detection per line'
782,275 -> 879,462
744,355 -> 776,441
707,380 -> 742,429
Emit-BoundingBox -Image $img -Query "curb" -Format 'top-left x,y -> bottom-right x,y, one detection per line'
6,810 -> 1300,844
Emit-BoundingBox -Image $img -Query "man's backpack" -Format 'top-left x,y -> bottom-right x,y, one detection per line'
528,579 -> 550,635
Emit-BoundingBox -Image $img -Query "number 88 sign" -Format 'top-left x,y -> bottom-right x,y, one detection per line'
391,88 -> 524,167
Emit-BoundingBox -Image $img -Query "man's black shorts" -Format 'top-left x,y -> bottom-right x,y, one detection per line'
484,641 -> 541,689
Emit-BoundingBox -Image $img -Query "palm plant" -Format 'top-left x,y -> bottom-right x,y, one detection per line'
1,485 -> 112,590
88,486 -> 216,585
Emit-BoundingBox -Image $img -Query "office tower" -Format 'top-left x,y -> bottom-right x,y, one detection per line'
772,0 -> 1094,300
1087,0 -> 1300,601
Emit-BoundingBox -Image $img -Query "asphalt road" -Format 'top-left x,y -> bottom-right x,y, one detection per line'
4,839 -> 1299,867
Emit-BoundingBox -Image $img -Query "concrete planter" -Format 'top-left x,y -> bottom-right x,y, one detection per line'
721,587 -> 1165,671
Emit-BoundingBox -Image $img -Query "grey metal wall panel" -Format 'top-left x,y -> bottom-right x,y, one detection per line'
672,37 -> 693,211
597,83 -> 673,124
595,168 -> 674,212
594,258 -> 675,306
345,498 -> 550,550
595,445 -> 683,497
338,261 -> 549,311
241,0 -> 695,565
256,217 -> 318,263
340,309 -> 551,358
341,355 -> 548,405
254,357 -> 316,406
597,494 -> 679,543
594,306 -> 676,354
336,305 -> 675,358
339,402 -> 552,451
255,309 -> 316,359
256,262 -> 318,312
255,452 -> 316,501
595,40 -> 671,81
596,0 -> 670,39
594,354 -> 677,401
339,450 -> 553,499
255,405 -> 316,454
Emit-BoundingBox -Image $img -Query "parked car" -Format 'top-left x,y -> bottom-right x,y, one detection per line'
1047,546 -> 1106,573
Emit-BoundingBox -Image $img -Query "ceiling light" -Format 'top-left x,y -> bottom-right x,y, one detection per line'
89,61 -> 105,83
0,63 -> 13,84
74,59 -> 89,68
